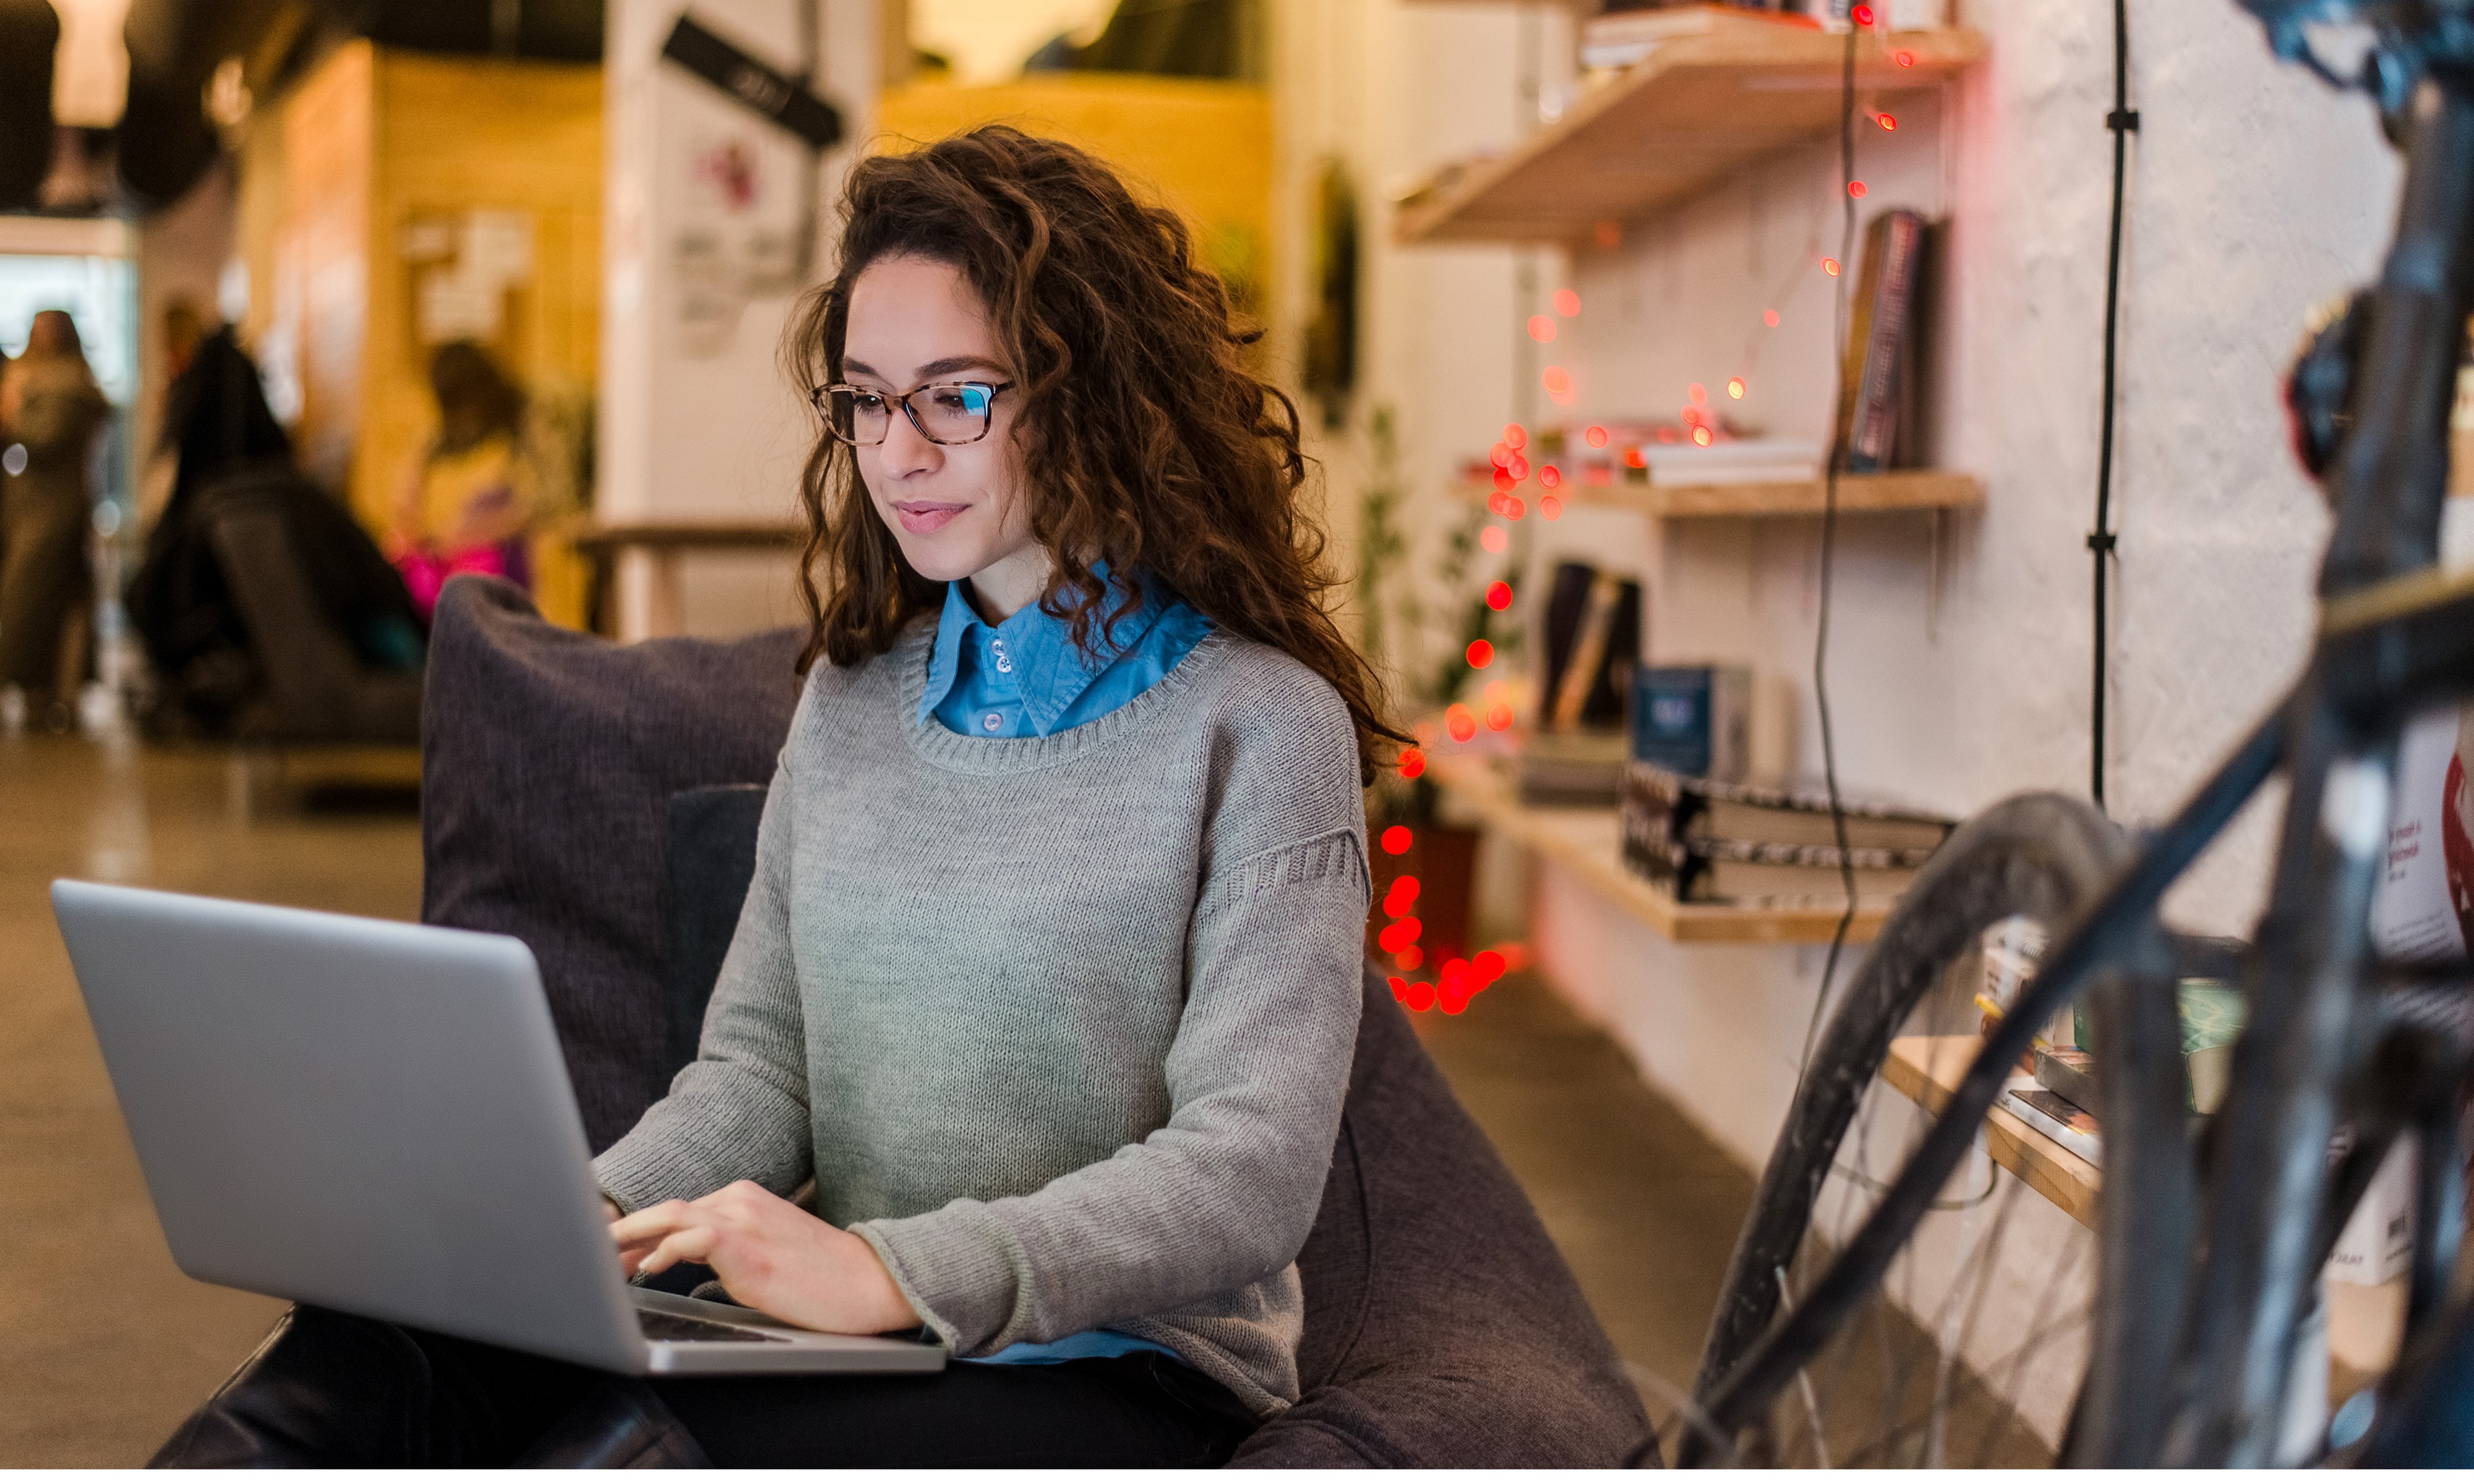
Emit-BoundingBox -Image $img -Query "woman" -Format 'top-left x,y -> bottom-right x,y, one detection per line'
156,126 -> 1399,1467
0,309 -> 111,731
389,340 -> 534,621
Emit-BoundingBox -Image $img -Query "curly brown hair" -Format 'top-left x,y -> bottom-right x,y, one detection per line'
785,126 -> 1406,784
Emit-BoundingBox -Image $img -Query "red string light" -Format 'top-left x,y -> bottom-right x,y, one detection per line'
1479,526 -> 1508,553
1466,639 -> 1494,669
1727,377 -> 1747,399
1848,180 -> 1868,199
1583,425 -> 1609,449
1398,746 -> 1426,778
1503,422 -> 1527,450
1823,258 -> 1842,276
1552,288 -> 1580,316
1687,382 -> 1708,404
1692,426 -> 1714,446
1763,309 -> 1780,328
1385,875 -> 1421,913
1484,702 -> 1513,732
1485,580 -> 1512,611
1380,824 -> 1412,855
1877,112 -> 1897,130
1541,365 -> 1573,399
1507,454 -> 1530,480
1527,315 -> 1556,343
1894,49 -> 1914,67
1851,3 -> 1873,23
1538,464 -> 1561,489
1541,495 -> 1562,519
1445,705 -> 1477,742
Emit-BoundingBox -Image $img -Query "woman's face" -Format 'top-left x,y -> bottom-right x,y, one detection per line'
842,254 -> 1044,611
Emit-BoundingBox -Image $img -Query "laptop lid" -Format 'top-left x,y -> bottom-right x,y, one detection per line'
51,880 -> 646,1373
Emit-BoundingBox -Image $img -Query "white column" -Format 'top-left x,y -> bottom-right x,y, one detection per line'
599,0 -> 878,639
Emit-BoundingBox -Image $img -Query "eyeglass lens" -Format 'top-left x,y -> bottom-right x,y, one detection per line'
831,384 -> 996,446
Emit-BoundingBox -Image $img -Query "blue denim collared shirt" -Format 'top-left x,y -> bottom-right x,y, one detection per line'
921,566 -> 1207,1367
920,567 -> 1213,741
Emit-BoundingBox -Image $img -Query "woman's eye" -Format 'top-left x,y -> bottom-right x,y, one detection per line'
928,388 -> 970,412
851,393 -> 888,412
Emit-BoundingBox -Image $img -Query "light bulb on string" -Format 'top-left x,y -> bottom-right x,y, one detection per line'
1552,288 -> 1580,316
1763,309 -> 1780,328
1823,258 -> 1841,277
1692,425 -> 1713,447
1876,112 -> 1897,130
1726,377 -> 1746,399
1504,423 -> 1528,450
1848,181 -> 1868,199
1527,315 -> 1556,343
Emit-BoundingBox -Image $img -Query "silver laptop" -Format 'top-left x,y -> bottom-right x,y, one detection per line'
50,879 -> 944,1378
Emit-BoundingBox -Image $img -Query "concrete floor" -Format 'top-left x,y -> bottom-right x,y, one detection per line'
0,728 -> 1752,1466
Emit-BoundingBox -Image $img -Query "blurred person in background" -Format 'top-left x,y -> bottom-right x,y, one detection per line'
0,309 -> 112,733
390,341 -> 536,621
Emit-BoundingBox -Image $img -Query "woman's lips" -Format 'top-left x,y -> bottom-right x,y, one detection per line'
892,501 -> 968,534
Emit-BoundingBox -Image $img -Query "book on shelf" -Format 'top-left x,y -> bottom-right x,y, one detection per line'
1539,562 -> 1641,733
2000,1081 -> 2102,1166
1627,838 -> 1925,907
1620,760 -> 1956,854
1618,761 -> 1954,905
1632,663 -> 1752,782
1638,437 -> 1823,487
1577,4 -> 1817,70
1518,730 -> 1630,807
1834,209 -> 1929,474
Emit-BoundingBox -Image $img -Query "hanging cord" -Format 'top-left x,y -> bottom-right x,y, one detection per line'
1797,19 -> 1864,1081
2090,0 -> 2135,809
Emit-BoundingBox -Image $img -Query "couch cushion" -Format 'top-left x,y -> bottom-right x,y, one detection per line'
1231,966 -> 1657,1468
418,576 -> 803,1151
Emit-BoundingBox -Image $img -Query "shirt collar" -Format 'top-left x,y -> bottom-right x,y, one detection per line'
918,563 -> 1173,735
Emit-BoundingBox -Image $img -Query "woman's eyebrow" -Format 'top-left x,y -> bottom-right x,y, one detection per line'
841,354 -> 1006,383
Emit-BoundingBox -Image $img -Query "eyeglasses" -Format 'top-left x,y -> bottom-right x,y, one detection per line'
812,381 -> 1013,446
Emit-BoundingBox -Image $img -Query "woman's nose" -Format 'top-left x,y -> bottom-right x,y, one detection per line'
880,407 -> 942,475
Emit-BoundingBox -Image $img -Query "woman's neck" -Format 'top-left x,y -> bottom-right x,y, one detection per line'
963,546 -> 1056,624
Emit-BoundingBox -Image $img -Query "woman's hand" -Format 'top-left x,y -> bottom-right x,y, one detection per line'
610,1181 -> 922,1336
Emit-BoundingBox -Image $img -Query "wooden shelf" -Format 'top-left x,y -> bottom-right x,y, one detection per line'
1394,23 -> 1987,245
1457,469 -> 1982,520
1883,1035 -> 2100,1231
1426,749 -> 1888,945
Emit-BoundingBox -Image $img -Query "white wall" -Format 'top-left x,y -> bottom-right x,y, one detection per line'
1290,0 -> 2408,1431
599,0 -> 878,637
1319,0 -> 2401,1148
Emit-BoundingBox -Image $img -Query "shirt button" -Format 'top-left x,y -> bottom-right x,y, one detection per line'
984,713 -> 1002,731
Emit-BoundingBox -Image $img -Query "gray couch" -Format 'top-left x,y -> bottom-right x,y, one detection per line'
419,575 -> 1654,1467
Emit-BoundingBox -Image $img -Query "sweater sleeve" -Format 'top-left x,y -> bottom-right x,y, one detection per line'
850,689 -> 1369,1355
592,752 -> 815,1212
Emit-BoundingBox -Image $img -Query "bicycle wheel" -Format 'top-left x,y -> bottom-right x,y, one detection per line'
1677,791 -> 2191,1466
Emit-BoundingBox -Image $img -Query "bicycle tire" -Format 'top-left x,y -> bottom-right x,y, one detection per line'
1686,791 -> 2152,1464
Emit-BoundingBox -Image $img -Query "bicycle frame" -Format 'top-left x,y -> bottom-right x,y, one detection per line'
1687,40 -> 2474,1471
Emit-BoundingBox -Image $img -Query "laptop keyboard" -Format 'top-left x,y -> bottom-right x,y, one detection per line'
639,1309 -> 793,1344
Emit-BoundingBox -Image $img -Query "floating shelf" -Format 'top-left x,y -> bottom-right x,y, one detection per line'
1883,1035 -> 2100,1231
1394,23 -> 1987,245
1425,749 -> 1888,946
1455,469 -> 1982,519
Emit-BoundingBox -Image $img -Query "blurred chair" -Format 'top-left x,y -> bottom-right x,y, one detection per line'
280,573 -> 1652,1466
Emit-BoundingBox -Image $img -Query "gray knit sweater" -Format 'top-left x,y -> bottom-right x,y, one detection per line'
593,619 -> 1369,1415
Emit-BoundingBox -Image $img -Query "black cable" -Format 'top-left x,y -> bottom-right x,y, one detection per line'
1798,18 -> 1864,1081
2091,0 -> 2136,809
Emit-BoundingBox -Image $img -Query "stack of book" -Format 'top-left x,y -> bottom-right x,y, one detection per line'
1618,762 -> 1953,908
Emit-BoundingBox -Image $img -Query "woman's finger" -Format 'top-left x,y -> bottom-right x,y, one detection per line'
635,1224 -> 719,1278
609,1198 -> 696,1250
